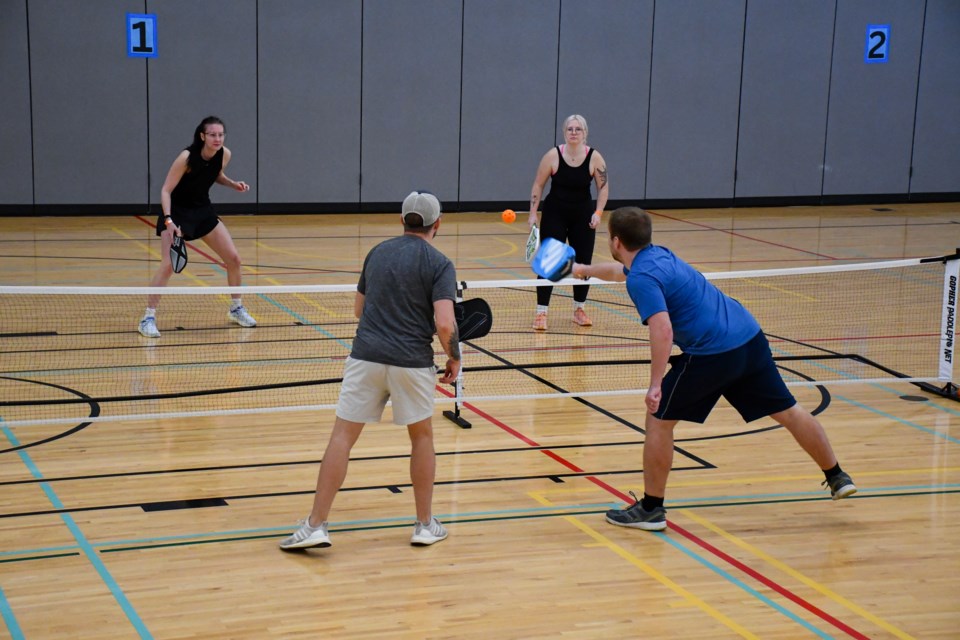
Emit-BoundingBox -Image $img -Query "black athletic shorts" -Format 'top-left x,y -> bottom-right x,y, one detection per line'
654,331 -> 796,424
155,203 -> 220,241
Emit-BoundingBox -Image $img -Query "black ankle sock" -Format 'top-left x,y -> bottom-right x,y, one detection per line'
823,463 -> 842,481
641,494 -> 664,511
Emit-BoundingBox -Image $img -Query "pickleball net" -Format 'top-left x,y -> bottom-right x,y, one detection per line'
1,250 -> 956,427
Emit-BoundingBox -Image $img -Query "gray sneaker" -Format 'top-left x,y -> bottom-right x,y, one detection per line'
411,517 -> 448,546
605,492 -> 667,531
138,317 -> 160,338
228,305 -> 257,328
823,472 -> 857,500
279,518 -> 331,550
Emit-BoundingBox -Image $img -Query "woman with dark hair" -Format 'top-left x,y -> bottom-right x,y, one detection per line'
139,116 -> 256,338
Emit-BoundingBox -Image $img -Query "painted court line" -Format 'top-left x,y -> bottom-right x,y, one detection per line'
1,424 -> 153,640
463,402 -> 872,639
682,509 -> 916,640
560,515 -> 763,639
529,493 -> 834,639
0,585 -> 25,640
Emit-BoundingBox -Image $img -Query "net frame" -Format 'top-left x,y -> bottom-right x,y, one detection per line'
1,251 -> 956,428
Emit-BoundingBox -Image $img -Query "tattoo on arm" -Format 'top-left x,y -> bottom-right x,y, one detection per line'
448,328 -> 461,361
596,165 -> 608,189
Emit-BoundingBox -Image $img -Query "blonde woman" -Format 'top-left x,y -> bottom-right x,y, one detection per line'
528,115 -> 609,331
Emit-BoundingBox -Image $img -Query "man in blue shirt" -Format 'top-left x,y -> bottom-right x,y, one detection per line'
573,207 -> 856,531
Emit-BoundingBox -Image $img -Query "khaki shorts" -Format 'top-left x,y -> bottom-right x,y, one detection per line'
336,357 -> 437,425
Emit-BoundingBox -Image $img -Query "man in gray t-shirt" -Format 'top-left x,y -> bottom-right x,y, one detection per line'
280,191 -> 461,551
351,229 -> 457,368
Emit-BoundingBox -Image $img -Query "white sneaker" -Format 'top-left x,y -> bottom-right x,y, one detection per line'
279,518 -> 331,550
410,517 -> 448,546
228,305 -> 257,327
138,317 -> 160,338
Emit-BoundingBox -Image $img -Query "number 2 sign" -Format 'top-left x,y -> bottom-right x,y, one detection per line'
865,24 -> 890,64
127,13 -> 157,58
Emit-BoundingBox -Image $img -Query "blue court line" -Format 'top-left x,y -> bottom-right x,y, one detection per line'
4,482 -> 958,559
675,483 -> 960,504
834,395 -> 960,445
254,293 -> 353,351
654,530 -> 835,639
1,503 -> 619,558
0,585 -> 25,640
1,424 -> 153,640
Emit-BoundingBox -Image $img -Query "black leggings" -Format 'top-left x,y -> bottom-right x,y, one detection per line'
537,200 -> 595,306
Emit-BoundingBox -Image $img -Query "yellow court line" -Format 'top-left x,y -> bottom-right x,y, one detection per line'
699,265 -> 818,303
259,274 -> 343,319
253,239 -> 356,261
466,235 -> 517,260
111,228 -> 214,290
680,509 -> 917,640
526,466 -> 960,501
528,493 -> 761,639
661,466 -> 960,490
114,228 -> 345,319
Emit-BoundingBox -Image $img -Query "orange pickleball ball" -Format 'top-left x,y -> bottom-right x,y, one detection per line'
502,209 -> 516,223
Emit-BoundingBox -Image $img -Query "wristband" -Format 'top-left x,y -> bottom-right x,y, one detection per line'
164,216 -> 173,226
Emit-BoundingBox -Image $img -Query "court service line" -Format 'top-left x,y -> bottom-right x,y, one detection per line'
462,401 -> 871,639
559,521 -> 761,639
681,509 -> 916,640
131,216 -> 349,332
0,585 -> 25,640
0,423 -> 153,640
835,395 -> 960,445
529,495 -> 833,639
646,210 -> 839,260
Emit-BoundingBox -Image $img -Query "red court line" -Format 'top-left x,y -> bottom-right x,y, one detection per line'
134,216 -> 226,267
648,210 -> 840,260
458,398 -> 871,639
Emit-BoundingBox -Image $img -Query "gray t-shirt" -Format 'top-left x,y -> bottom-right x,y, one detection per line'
350,234 -> 457,368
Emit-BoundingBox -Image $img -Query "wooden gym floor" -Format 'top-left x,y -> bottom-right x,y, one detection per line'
0,203 -> 958,639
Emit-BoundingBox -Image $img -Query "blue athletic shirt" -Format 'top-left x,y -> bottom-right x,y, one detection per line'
624,245 -> 760,355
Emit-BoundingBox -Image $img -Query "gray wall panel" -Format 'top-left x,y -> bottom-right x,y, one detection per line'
822,0 -> 924,195
0,0 -> 33,204
459,0 -> 560,202
258,0 -> 360,204
735,0 -> 835,198
361,0 -> 462,205
29,0 -> 147,204
646,0 -> 746,200
146,0 -> 257,207
910,0 -> 960,194
557,0 -> 653,201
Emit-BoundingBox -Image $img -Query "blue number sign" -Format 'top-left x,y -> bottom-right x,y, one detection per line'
865,24 -> 890,64
127,13 -> 157,58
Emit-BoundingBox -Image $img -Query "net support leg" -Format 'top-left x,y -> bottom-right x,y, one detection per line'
915,381 -> 960,403
444,291 -> 473,428
442,378 -> 472,429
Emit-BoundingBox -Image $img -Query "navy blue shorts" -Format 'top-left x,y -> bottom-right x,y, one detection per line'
654,331 -> 796,424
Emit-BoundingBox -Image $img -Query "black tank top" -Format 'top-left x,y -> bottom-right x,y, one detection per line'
171,147 -> 224,208
545,146 -> 594,205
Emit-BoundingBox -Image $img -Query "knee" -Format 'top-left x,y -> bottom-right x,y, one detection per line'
223,251 -> 242,270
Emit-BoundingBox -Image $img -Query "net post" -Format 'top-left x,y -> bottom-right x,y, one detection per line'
443,283 -> 472,429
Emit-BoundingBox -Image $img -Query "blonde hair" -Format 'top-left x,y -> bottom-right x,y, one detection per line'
562,114 -> 588,142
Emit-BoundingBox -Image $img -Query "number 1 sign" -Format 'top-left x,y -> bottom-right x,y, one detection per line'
127,13 -> 157,58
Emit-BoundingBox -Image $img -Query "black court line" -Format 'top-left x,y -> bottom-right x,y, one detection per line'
2,487 -> 956,563
0,467 -> 704,521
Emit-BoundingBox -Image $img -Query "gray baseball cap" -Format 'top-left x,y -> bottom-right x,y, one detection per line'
401,191 -> 442,226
